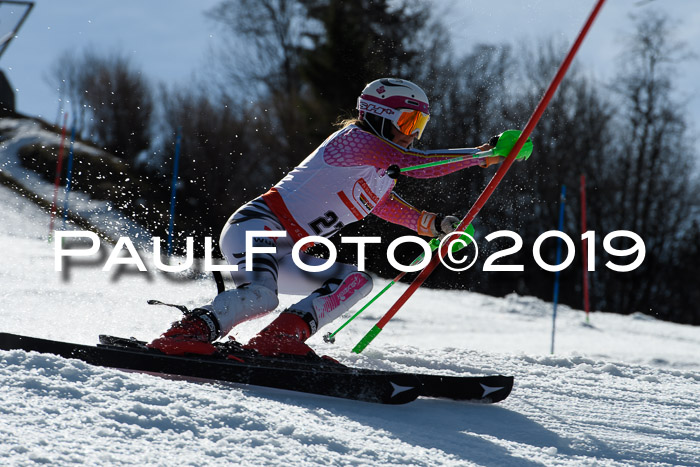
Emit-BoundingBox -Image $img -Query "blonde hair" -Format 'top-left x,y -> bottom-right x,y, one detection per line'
335,116 -> 373,134
335,116 -> 361,128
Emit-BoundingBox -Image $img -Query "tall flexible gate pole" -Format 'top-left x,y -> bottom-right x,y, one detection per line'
580,174 -> 591,323
551,185 -> 567,354
167,128 -> 182,256
353,0 -> 608,353
48,113 -> 69,242
62,126 -> 77,230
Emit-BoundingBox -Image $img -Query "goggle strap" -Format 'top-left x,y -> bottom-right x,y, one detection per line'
357,97 -> 429,139
357,97 -> 401,122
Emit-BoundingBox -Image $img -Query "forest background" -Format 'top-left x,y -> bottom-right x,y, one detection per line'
17,0 -> 700,324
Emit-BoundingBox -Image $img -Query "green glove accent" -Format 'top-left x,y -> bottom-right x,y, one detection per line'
428,223 -> 476,253
490,130 -> 533,160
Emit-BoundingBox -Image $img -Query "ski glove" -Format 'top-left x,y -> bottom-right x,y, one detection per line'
479,156 -> 503,168
488,130 -> 533,161
473,142 -> 503,168
417,212 -> 460,237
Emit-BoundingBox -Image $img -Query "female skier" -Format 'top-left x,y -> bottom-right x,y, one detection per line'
149,78 -> 506,358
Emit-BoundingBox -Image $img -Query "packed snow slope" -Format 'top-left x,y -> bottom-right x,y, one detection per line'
0,183 -> 699,466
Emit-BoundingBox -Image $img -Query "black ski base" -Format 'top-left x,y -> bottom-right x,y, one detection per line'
0,332 -> 513,405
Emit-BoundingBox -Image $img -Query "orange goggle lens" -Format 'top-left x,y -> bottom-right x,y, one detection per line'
393,109 -> 430,139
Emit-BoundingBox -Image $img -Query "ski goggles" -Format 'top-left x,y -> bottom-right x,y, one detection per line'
358,98 -> 430,139
393,108 -> 430,139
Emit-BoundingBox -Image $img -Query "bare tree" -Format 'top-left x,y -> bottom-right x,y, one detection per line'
205,0 -> 313,161
599,11 -> 698,319
49,48 -> 153,163
154,83 -> 288,251
206,0 -> 307,98
462,40 -> 616,300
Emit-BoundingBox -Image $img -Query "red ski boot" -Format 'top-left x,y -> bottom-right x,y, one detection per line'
245,272 -> 373,359
148,310 -> 220,356
243,311 -> 316,357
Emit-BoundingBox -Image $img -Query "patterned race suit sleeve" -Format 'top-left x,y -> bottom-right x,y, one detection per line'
370,191 -> 424,231
323,126 -> 484,178
323,126 -> 484,230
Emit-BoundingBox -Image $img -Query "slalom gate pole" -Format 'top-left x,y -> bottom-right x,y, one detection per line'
551,185 -> 567,354
48,113 -> 69,242
580,174 -> 591,323
167,128 -> 182,256
352,0 -> 607,354
61,125 -> 77,230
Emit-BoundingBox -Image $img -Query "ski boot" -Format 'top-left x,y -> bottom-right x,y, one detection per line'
244,271 -> 373,359
148,284 -> 279,356
147,309 -> 220,356
244,311 -> 317,358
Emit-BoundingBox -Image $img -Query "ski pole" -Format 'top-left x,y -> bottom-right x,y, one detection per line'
324,269 -> 413,344
325,224 -> 475,344
352,0 -> 607,353
387,152 -> 491,177
324,238 -> 438,344
386,130 -> 533,178
167,128 -> 182,256
350,227 -> 475,353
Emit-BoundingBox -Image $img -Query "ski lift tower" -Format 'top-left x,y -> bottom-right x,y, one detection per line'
0,1 -> 34,115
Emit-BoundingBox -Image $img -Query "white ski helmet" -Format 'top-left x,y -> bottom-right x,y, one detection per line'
357,78 -> 430,140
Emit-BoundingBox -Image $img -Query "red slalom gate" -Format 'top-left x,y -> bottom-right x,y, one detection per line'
353,0 -> 608,352
48,113 -> 69,241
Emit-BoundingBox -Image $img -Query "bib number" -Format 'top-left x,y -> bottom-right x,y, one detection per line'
309,211 -> 344,236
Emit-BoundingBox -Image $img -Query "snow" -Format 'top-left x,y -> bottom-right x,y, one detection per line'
0,118 -> 152,244
1,122 -> 699,466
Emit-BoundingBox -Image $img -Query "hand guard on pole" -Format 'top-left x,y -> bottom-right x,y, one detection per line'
489,130 -> 534,161
417,212 -> 461,238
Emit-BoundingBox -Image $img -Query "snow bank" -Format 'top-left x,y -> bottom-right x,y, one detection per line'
0,118 -> 698,465
1,181 -> 699,465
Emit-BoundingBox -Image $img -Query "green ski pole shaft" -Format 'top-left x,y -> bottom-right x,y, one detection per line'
323,239 -> 439,344
386,151 -> 492,178
385,131 -> 534,179
323,279 -> 399,343
352,224 -> 475,353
